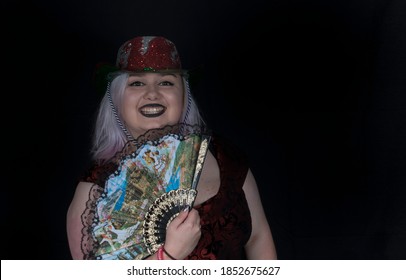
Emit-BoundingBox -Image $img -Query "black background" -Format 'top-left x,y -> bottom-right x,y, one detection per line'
3,0 -> 406,259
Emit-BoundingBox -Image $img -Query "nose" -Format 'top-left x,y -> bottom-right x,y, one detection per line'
144,85 -> 159,100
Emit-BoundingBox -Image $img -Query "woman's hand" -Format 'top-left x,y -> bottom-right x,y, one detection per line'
163,208 -> 201,259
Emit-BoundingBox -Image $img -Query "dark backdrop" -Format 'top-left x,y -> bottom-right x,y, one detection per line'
3,0 -> 406,259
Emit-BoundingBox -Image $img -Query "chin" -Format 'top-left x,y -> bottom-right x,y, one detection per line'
144,122 -> 169,131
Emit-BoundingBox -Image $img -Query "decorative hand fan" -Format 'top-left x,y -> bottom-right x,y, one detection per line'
92,124 -> 210,259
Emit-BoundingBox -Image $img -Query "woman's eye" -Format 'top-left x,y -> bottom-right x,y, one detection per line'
129,81 -> 144,86
159,81 -> 174,86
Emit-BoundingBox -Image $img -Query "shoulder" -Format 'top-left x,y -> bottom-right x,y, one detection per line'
68,182 -> 94,211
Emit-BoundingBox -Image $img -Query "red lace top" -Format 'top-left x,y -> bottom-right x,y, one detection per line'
78,134 -> 252,260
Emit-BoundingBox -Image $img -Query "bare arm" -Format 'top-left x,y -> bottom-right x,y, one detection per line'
66,181 -> 93,259
243,169 -> 277,259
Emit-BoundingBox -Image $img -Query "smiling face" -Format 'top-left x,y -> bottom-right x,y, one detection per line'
121,72 -> 185,138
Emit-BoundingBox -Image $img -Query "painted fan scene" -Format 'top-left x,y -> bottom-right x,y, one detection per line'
94,129 -> 210,259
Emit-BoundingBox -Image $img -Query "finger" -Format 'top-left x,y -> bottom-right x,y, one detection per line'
187,209 -> 200,221
170,209 -> 189,227
183,209 -> 201,227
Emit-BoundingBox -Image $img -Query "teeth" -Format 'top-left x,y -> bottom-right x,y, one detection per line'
139,105 -> 166,117
141,107 -> 163,114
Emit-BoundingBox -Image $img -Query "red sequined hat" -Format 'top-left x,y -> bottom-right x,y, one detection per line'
116,36 -> 183,73
93,36 -> 191,94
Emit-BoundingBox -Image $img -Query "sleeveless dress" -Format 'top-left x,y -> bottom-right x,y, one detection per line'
78,133 -> 252,260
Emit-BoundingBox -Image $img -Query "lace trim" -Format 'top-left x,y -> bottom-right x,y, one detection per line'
81,183 -> 104,259
110,123 -> 210,164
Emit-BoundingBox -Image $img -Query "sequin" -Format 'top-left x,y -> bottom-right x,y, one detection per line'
116,36 -> 182,72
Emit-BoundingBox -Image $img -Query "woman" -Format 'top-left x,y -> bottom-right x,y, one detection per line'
66,36 -> 277,260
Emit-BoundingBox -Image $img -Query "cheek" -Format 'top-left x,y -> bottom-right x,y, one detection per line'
172,94 -> 185,117
121,94 -> 139,117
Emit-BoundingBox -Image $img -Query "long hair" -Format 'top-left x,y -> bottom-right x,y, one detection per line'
90,72 -> 205,162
